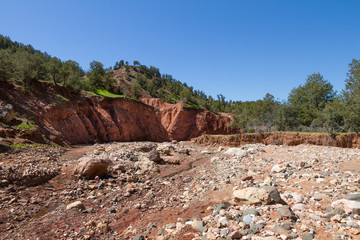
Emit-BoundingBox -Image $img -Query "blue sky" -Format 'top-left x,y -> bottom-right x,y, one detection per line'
1,0 -> 359,101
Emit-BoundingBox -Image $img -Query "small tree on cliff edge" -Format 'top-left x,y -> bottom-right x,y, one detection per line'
88,60 -> 106,90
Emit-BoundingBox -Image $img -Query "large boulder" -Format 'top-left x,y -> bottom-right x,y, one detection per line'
148,149 -> 162,163
224,148 -> 246,157
157,144 -> 175,155
74,157 -> 112,179
134,160 -> 159,175
233,187 -> 271,205
0,104 -> 15,123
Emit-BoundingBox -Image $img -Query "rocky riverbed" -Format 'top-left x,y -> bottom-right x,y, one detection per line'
0,141 -> 359,240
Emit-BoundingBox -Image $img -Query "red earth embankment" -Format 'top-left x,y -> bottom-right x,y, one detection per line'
193,132 -> 360,148
142,98 -> 237,141
41,98 -> 170,144
42,97 -> 237,144
0,82 -> 237,145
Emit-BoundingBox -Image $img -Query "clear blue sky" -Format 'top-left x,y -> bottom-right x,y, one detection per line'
1,0 -> 359,101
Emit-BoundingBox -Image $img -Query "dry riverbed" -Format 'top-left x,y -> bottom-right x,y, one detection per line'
0,141 -> 359,240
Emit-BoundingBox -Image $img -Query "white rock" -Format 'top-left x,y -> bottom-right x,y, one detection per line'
66,201 -> 85,210
233,187 -> 271,205
331,199 -> 360,214
347,219 -> 359,228
292,203 -> 307,211
224,148 -> 247,157
292,192 -> 304,203
217,216 -> 229,228
271,164 -> 286,173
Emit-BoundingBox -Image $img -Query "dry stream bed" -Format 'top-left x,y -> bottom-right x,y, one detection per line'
0,140 -> 359,240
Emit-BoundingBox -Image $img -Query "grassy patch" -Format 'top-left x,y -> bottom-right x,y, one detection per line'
96,90 -> 124,98
10,143 -> 45,149
84,90 -> 124,98
183,103 -> 202,109
54,94 -> 69,103
17,121 -> 36,130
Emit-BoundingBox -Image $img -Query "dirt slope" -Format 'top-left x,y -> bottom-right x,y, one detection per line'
194,132 -> 360,148
0,82 -> 237,145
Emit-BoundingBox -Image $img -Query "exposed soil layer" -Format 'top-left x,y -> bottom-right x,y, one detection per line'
0,82 -> 237,145
142,98 -> 237,141
194,132 -> 360,148
41,97 -> 170,144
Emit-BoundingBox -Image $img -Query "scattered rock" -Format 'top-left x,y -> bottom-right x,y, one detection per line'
74,157 -> 112,178
97,222 -> 111,233
192,219 -> 207,232
344,193 -> 360,202
243,215 -> 253,224
262,186 -> 285,204
148,149 -> 162,163
301,233 -> 314,240
66,201 -> 86,211
224,148 -> 246,157
243,208 -> 260,216
241,175 -> 253,181
331,199 -> 360,214
157,144 -> 175,155
228,230 -> 242,239
277,206 -> 298,221
133,235 -> 145,240
0,104 -> 15,123
233,187 -> 271,205
271,164 -> 286,173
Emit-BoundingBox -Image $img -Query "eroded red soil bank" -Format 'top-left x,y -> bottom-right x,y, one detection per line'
194,132 -> 360,148
0,82 -> 237,145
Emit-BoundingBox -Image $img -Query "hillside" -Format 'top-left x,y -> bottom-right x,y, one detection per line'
97,63 -> 219,111
0,80 -> 237,147
2,34 -> 360,135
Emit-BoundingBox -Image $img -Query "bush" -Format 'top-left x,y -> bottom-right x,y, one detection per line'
247,128 -> 255,133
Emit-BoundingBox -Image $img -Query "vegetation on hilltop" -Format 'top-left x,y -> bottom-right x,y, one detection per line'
1,34 -> 360,134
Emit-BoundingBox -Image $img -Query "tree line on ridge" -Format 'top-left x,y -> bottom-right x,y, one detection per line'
1,34 -> 360,134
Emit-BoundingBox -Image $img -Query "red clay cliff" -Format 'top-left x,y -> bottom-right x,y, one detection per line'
0,82 -> 237,145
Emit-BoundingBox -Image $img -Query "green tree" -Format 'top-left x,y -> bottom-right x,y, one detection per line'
136,73 -> 146,88
321,99 -> 344,133
88,61 -> 106,90
275,103 -> 300,131
47,57 -> 61,85
288,73 -> 336,126
131,83 -> 142,99
60,60 -> 83,88
341,59 -> 360,131
180,88 -> 192,103
259,93 -> 280,130
133,60 -> 140,66
0,49 -> 14,81
217,94 -> 226,112
14,50 -> 46,90
114,61 -> 119,70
